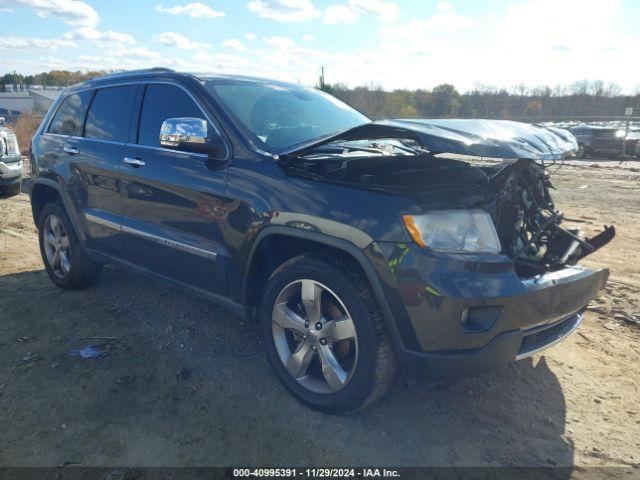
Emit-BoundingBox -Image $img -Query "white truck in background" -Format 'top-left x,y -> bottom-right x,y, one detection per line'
0,117 -> 23,197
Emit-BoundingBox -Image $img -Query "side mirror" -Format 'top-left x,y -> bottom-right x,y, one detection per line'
159,117 -> 223,156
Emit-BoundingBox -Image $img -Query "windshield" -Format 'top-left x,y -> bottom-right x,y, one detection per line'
204,81 -> 369,153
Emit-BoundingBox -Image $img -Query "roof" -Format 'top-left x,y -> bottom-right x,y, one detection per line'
73,67 -> 186,89
70,67 -> 301,90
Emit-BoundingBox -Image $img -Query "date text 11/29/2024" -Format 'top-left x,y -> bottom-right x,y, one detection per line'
232,468 -> 401,478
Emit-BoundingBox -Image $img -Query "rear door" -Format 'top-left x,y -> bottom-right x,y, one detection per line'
120,83 -> 230,296
69,85 -> 138,255
35,89 -> 122,254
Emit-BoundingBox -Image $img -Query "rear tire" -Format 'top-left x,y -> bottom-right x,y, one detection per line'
259,253 -> 396,414
38,203 -> 103,289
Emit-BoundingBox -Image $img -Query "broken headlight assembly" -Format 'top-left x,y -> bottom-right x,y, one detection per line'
403,210 -> 502,254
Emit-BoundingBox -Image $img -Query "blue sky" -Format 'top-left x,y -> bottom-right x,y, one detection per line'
1,0 -> 639,92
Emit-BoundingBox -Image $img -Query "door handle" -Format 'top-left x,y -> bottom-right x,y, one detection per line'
63,145 -> 79,155
123,157 -> 145,167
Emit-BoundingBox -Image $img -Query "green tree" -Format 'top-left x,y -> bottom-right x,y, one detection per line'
431,84 -> 461,117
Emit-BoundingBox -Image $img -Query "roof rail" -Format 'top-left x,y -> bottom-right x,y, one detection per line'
73,68 -> 177,88
93,67 -> 175,80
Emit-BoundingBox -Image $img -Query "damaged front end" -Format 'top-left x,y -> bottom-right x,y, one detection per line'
481,159 -> 614,277
278,119 -> 615,276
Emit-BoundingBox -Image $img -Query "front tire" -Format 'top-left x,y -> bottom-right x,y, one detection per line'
38,203 -> 103,289
260,253 -> 396,414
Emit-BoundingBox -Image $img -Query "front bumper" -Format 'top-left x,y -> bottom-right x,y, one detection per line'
371,243 -> 609,381
0,158 -> 23,184
403,310 -> 585,381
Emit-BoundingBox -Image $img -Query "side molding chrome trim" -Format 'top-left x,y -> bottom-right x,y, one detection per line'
84,211 -> 120,231
84,211 -> 218,260
121,225 -> 218,260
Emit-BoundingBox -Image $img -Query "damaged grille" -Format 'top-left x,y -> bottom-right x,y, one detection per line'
484,159 -> 615,277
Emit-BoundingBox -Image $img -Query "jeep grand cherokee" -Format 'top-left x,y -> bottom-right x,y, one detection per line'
29,69 -> 614,413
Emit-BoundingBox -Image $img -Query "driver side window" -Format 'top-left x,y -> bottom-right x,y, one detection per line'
137,84 -> 204,148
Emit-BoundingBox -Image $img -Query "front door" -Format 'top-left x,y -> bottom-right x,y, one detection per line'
120,83 -> 230,296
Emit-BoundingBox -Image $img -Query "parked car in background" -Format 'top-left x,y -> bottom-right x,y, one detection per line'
0,117 -> 23,197
29,69 -> 614,413
569,124 -> 639,158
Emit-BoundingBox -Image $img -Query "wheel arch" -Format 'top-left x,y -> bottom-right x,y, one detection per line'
30,180 -> 85,242
241,226 -> 408,355
30,180 -> 63,224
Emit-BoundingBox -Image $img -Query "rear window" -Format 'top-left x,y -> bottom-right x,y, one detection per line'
84,86 -> 137,142
48,91 -> 93,136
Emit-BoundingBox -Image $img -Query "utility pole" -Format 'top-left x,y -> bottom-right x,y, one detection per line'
319,66 -> 325,90
622,107 -> 633,158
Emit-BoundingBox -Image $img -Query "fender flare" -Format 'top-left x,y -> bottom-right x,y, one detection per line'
29,178 -> 87,243
242,226 -> 409,356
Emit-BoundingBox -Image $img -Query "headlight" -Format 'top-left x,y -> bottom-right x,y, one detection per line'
402,210 -> 502,254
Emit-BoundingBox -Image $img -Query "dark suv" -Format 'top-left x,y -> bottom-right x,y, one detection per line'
569,124 -> 640,158
30,69 -> 614,413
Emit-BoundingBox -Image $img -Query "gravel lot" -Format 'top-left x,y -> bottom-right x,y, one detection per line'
0,161 -> 639,471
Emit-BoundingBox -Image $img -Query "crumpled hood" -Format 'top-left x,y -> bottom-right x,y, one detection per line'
281,118 -> 578,160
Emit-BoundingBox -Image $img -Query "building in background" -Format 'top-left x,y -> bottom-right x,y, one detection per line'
0,86 -> 62,122
0,91 -> 34,119
29,88 -> 61,113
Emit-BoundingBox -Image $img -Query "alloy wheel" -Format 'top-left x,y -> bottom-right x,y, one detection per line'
271,279 -> 358,394
42,214 -> 71,279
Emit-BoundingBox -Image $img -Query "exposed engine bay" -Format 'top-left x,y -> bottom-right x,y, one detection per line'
480,159 -> 615,276
279,126 -> 615,277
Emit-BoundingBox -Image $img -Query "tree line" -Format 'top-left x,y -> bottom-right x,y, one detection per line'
3,70 -> 638,120
320,80 -> 640,120
1,70 -> 108,88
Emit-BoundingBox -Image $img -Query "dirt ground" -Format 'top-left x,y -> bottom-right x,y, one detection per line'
0,160 -> 639,471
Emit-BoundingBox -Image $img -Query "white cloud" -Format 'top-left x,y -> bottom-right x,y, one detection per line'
156,32 -> 212,50
324,0 -> 398,25
249,36 -> 329,83
0,36 -> 77,50
342,0 -> 633,92
245,33 -> 257,41
302,34 -> 314,41
349,0 -> 398,20
222,38 -> 247,51
436,1 -> 453,13
0,0 -> 99,26
191,52 -> 252,73
419,10 -> 475,31
112,47 -> 162,60
73,50 -> 195,72
155,2 -> 225,18
324,5 -> 358,24
263,35 -> 297,48
63,27 -> 135,46
247,0 -> 320,22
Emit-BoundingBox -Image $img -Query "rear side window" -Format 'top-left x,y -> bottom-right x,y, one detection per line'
84,86 -> 137,142
138,84 -> 203,147
48,91 -> 93,136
